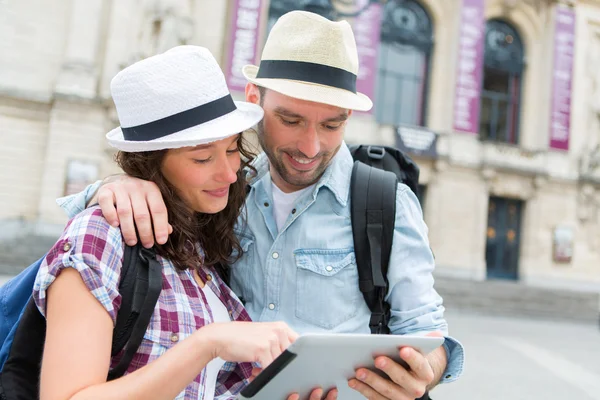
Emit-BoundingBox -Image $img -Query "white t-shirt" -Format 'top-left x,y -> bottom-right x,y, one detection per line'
271,182 -> 314,232
202,283 -> 230,400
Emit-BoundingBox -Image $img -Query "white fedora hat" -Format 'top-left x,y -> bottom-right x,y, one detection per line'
107,45 -> 264,152
242,10 -> 373,111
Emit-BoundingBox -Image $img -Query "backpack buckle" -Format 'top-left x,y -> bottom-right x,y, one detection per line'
369,311 -> 388,331
367,146 -> 385,160
139,247 -> 157,263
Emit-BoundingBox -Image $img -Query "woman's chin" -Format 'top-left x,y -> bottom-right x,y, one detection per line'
193,198 -> 228,214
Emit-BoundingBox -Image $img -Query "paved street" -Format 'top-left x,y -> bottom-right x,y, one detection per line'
431,311 -> 600,400
2,271 -> 599,399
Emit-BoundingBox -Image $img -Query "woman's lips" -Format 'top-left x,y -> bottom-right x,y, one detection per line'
204,187 -> 229,197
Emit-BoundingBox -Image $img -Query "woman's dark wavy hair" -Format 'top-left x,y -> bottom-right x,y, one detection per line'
115,133 -> 256,271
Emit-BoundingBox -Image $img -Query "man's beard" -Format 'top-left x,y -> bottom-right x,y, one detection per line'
256,121 -> 337,190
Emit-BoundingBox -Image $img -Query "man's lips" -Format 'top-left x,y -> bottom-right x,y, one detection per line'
204,187 -> 229,197
285,153 -> 319,171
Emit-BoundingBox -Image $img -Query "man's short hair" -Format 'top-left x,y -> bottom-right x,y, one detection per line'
258,85 -> 267,105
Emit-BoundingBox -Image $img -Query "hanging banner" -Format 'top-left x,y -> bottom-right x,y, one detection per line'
349,1 -> 383,112
225,0 -> 265,92
452,0 -> 485,134
549,6 -> 576,151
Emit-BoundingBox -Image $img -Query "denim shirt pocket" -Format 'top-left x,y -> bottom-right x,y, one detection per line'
230,233 -> 256,304
294,248 -> 361,329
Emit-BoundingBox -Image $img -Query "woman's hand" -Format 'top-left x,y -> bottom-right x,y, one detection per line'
200,321 -> 298,368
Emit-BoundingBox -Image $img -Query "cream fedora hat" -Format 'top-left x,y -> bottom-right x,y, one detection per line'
242,10 -> 373,111
107,45 -> 264,152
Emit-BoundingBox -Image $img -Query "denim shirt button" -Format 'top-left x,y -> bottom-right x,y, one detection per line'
325,265 -> 333,272
272,252 -> 279,259
268,303 -> 275,310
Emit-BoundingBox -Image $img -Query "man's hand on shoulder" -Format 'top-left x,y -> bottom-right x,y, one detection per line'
93,174 -> 172,248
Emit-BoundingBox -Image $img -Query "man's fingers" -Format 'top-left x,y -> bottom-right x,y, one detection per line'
115,190 -> 138,246
97,189 -> 119,227
324,388 -> 338,400
355,367 -> 410,400
308,388 -> 323,400
130,191 -> 156,248
348,378 -> 388,400
286,394 -> 300,400
400,347 -> 433,383
374,356 -> 414,388
146,191 -> 169,244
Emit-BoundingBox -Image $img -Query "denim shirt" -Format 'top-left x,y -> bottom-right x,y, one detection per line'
58,143 -> 464,384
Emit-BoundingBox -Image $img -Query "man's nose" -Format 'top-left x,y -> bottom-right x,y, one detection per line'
296,125 -> 320,159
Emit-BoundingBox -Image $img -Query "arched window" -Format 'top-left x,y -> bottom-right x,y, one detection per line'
375,0 -> 433,127
267,0 -> 335,35
479,19 -> 525,144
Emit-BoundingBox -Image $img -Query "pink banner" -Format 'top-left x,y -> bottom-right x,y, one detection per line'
350,2 -> 383,112
225,0 -> 264,92
453,0 -> 485,134
549,6 -> 576,151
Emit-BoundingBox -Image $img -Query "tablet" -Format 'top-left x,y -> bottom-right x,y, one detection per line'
238,333 -> 444,400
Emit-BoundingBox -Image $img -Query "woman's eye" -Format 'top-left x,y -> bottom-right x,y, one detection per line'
193,158 -> 210,164
227,148 -> 239,155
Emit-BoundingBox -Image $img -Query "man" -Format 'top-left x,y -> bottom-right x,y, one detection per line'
60,10 -> 464,400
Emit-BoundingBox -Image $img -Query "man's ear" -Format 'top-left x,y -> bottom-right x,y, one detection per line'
245,83 -> 260,105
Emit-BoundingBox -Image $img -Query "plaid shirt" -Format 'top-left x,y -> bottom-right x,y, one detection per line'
33,207 -> 253,400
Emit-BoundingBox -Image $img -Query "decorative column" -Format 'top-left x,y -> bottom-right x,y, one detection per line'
54,0 -> 105,99
37,0 -> 108,226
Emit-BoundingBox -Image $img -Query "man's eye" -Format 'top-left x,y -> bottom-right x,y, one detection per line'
324,124 -> 342,131
281,119 -> 300,126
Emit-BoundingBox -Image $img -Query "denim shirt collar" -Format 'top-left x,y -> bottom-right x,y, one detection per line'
247,142 -> 353,207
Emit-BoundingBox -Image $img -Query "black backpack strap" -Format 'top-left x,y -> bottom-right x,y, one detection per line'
350,161 -> 397,335
108,245 -> 162,380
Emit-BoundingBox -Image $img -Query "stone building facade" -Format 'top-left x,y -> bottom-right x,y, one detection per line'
1,0 -> 600,291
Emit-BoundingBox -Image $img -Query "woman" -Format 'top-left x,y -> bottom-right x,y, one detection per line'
33,46 -> 297,400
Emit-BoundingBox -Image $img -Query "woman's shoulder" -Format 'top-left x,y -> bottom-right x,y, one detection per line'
63,205 -> 124,246
34,206 -> 127,323
50,205 -> 126,270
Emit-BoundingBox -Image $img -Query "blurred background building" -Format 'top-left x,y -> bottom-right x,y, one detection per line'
1,0 -> 599,320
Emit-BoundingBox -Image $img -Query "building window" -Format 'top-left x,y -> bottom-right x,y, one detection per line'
375,0 -> 433,127
267,0 -> 335,35
479,19 -> 525,144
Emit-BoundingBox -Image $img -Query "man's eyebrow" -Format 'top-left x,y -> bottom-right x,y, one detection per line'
274,107 -> 348,123
323,112 -> 349,123
273,107 -> 304,119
